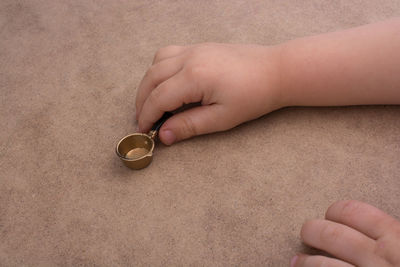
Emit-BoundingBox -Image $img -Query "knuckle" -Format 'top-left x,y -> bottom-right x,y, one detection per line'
185,64 -> 208,81
154,47 -> 169,61
339,200 -> 362,218
148,87 -> 163,108
373,239 -> 387,260
374,237 -> 400,266
154,45 -> 182,62
180,116 -> 197,138
144,65 -> 157,80
319,223 -> 341,244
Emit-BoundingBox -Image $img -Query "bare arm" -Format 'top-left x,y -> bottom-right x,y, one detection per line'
280,18 -> 400,107
136,19 -> 400,145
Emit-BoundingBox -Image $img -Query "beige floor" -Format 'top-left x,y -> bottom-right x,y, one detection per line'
1,1 -> 400,266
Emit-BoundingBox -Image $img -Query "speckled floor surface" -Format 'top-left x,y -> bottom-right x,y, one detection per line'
1,1 -> 399,265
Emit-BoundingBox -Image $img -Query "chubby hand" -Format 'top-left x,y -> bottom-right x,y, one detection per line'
135,43 -> 283,145
292,200 -> 400,267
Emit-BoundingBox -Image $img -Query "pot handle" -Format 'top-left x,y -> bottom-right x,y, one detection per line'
148,112 -> 173,139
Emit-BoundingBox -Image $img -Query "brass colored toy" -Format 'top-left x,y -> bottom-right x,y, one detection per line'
116,112 -> 172,170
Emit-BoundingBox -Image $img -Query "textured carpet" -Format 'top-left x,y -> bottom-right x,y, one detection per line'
1,1 -> 400,266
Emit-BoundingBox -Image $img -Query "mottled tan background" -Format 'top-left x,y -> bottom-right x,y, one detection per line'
1,1 -> 399,266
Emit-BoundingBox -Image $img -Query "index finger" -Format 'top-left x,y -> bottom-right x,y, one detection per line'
152,45 -> 187,64
138,70 -> 202,133
135,56 -> 183,119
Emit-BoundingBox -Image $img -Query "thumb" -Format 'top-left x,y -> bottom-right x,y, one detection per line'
158,104 -> 227,145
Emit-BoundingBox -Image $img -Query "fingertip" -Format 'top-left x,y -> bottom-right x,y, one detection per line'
300,219 -> 311,239
300,219 -> 319,243
135,100 -> 141,120
290,255 -> 298,267
159,129 -> 176,145
137,119 -> 147,133
325,200 -> 342,220
291,254 -> 308,267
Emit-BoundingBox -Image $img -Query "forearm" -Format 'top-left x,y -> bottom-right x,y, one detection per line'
279,18 -> 400,107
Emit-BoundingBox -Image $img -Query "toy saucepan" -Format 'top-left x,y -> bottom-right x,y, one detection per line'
116,112 -> 173,170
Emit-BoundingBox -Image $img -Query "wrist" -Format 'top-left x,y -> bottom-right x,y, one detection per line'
274,41 -> 295,108
260,43 -> 291,111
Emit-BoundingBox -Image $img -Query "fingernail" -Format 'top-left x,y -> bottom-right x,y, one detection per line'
162,130 -> 176,145
290,255 -> 298,267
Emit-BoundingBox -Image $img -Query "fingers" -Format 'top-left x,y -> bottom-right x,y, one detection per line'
326,200 -> 399,240
136,45 -> 187,118
300,219 -> 377,266
136,56 -> 184,119
158,104 -> 227,145
297,201 -> 400,267
138,69 -> 207,133
291,254 -> 354,267
152,45 -> 187,64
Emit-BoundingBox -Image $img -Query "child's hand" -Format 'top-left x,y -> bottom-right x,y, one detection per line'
136,19 -> 400,146
292,200 -> 400,267
135,43 -> 283,145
